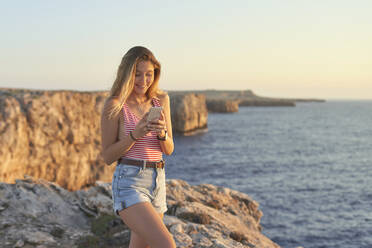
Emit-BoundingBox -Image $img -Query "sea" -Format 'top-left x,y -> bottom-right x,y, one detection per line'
164,100 -> 372,248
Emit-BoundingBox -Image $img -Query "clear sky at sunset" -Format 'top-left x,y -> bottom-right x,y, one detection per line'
1,0 -> 371,99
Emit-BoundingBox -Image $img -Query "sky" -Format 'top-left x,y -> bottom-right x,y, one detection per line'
0,0 -> 371,100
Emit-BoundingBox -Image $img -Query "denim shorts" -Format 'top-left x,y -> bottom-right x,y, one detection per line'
111,161 -> 168,216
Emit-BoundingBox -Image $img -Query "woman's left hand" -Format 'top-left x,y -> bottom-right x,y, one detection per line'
147,111 -> 167,136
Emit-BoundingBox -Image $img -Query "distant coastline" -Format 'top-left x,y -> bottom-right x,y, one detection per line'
169,89 -> 326,108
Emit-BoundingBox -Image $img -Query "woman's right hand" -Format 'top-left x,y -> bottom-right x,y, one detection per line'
132,112 -> 150,139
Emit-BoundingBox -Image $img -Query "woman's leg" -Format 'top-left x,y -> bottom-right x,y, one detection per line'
119,202 -> 175,248
129,230 -> 150,248
128,212 -> 165,248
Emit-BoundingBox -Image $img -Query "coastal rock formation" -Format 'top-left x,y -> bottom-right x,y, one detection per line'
0,88 -> 209,190
170,90 -> 325,108
0,89 -> 111,191
165,179 -> 279,248
170,90 -> 296,112
0,176 -> 280,248
206,99 -> 239,113
169,93 -> 208,135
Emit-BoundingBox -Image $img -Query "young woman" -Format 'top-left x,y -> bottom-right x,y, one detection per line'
100,46 -> 176,248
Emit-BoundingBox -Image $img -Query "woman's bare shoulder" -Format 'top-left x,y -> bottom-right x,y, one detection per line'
103,96 -> 119,110
102,96 -> 121,120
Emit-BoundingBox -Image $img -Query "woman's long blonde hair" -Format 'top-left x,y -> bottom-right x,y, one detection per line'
107,46 -> 164,119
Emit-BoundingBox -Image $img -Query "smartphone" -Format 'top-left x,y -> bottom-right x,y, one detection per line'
147,106 -> 163,122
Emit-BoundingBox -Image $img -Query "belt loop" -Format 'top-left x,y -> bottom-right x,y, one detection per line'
143,160 -> 147,170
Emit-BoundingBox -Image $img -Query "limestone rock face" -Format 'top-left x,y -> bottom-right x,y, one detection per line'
0,176 -> 280,248
169,93 -> 208,135
0,89 -> 210,190
0,89 -> 112,191
206,99 -> 239,113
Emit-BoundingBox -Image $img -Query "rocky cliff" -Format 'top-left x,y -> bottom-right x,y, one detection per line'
0,88 -> 208,190
0,176 -> 280,248
0,89 -> 110,191
206,99 -> 239,113
169,92 -> 208,135
170,90 -> 326,110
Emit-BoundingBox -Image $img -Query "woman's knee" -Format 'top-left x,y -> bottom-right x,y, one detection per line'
155,232 -> 176,248
119,202 -> 176,248
129,231 -> 150,248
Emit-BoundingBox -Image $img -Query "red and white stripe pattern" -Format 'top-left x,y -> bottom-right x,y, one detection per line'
121,98 -> 162,161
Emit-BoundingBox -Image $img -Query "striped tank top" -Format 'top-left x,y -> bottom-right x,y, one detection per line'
121,98 -> 163,161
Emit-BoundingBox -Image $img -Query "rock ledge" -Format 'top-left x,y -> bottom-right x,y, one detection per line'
0,176 -> 280,248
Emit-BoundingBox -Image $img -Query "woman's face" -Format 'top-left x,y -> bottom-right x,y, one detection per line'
133,60 -> 154,96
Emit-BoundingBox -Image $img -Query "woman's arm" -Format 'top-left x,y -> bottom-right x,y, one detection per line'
100,98 -> 137,165
158,94 -> 174,155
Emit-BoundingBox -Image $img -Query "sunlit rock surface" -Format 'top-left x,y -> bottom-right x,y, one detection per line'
206,99 -> 239,113
169,92 -> 208,135
0,176 -> 280,248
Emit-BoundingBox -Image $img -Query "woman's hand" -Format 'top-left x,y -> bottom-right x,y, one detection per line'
148,111 -> 167,137
132,112 -> 151,139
